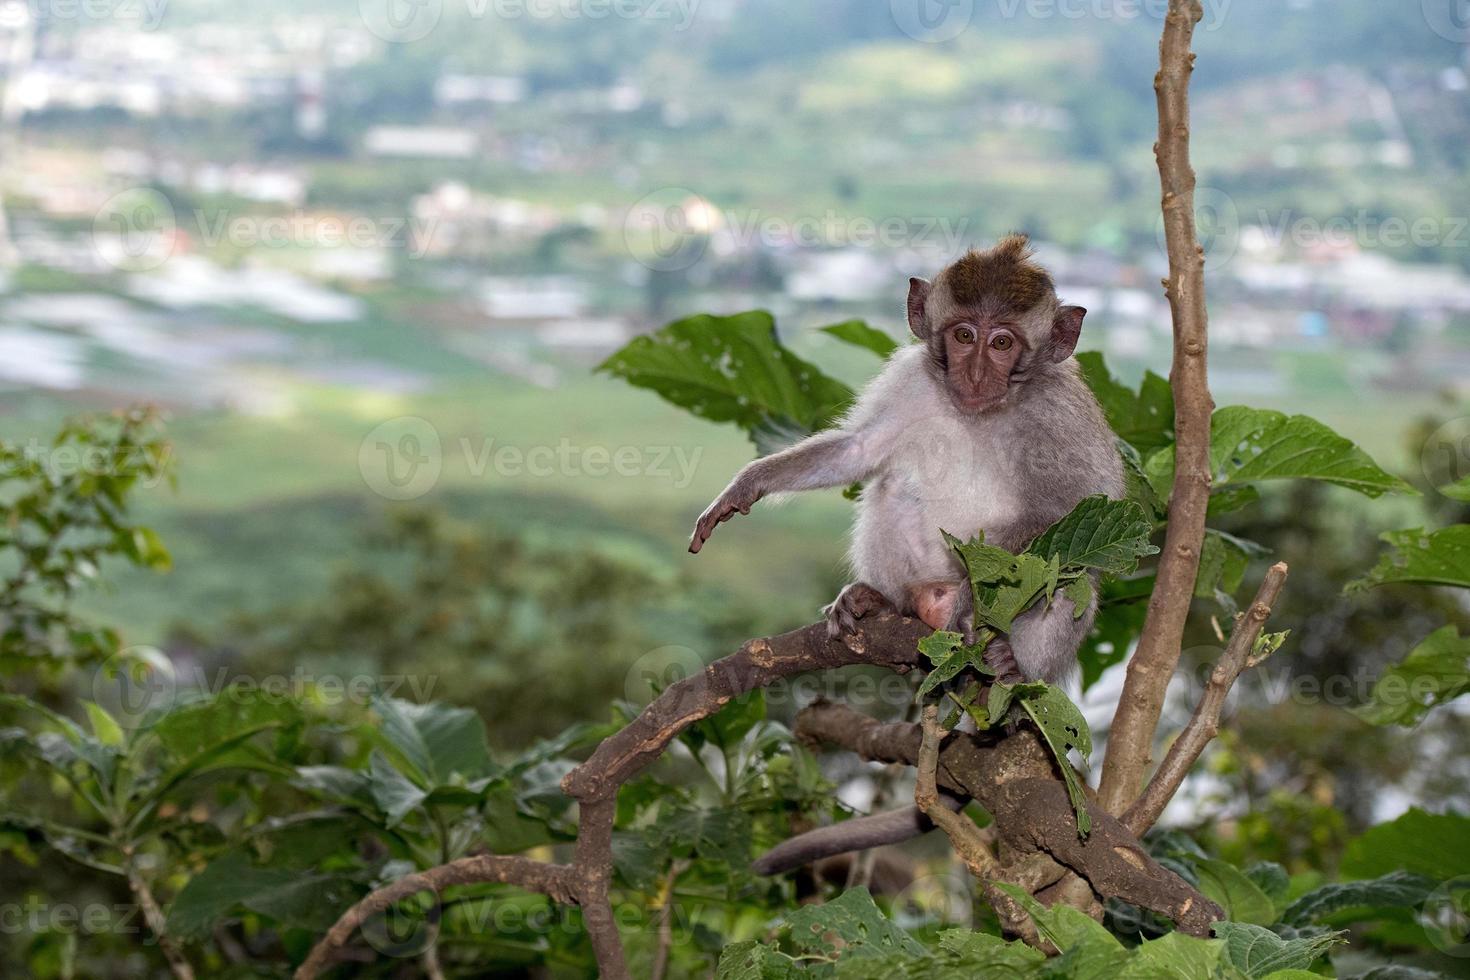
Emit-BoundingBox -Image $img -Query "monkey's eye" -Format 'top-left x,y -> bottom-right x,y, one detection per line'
990,334 -> 1014,352
953,325 -> 976,345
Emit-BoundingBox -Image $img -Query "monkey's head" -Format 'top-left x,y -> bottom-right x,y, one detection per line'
907,234 -> 1085,414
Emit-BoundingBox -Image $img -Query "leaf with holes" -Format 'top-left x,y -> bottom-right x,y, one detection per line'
1147,406 -> 1415,500
783,888 -> 927,959
1350,626 -> 1470,727
1015,685 -> 1093,837
1347,526 -> 1470,594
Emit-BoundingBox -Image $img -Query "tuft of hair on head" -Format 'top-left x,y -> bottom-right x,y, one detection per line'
943,232 -> 1055,312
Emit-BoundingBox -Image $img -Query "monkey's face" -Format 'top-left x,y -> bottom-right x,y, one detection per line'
939,316 -> 1023,413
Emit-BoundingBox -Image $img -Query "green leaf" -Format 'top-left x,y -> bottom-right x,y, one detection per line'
993,881 -> 1121,952
916,631 -> 993,699
1350,626 -> 1470,727
150,694 -> 298,791
686,690 -> 766,754
947,534 -> 1059,633
1028,495 -> 1160,577
1016,685 -> 1094,837
82,702 -> 125,748
368,751 -> 428,828
716,941 -> 798,979
820,319 -> 900,358
1196,530 -> 1270,605
1208,484 -> 1262,517
1195,858 -> 1278,925
1341,808 -> 1470,881
1347,526 -> 1470,593
1121,931 -> 1226,979
1244,862 -> 1291,907
1148,406 -> 1415,499
1442,476 -> 1470,501
598,310 -> 854,446
1079,577 -> 1150,692
935,930 -> 1046,969
1282,871 -> 1437,926
783,888 -> 927,959
1076,352 -> 1175,455
167,852 -> 357,940
372,696 -> 495,785
292,765 -> 376,809
1214,921 -> 1342,977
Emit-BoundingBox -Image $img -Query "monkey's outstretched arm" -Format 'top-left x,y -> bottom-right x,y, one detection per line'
689,427 -> 888,553
750,793 -> 969,876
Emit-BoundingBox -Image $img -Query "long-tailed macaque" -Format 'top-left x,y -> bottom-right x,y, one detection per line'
690,234 -> 1124,685
691,235 -> 1126,876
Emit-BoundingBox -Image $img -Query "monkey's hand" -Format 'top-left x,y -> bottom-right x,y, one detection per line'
688,479 -> 760,554
823,582 -> 892,640
983,638 -> 1026,685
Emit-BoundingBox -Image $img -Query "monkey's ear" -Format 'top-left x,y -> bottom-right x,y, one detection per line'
1048,305 -> 1086,363
907,277 -> 933,339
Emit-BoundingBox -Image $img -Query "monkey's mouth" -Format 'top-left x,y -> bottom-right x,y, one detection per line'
953,391 -> 1006,413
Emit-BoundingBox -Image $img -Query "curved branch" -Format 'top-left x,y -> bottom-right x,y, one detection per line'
1099,0 -> 1216,815
1123,562 -> 1288,836
789,700 -> 1223,936
295,856 -> 574,979
299,614 -> 930,980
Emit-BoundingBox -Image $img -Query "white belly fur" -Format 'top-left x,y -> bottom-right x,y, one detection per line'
849,417 -> 1022,604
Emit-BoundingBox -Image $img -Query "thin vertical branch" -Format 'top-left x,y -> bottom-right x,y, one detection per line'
1123,563 -> 1288,836
1099,0 -> 1216,815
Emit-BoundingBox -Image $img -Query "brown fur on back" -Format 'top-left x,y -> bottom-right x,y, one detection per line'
939,233 -> 1053,313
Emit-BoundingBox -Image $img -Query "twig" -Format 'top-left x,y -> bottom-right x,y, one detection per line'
125,862 -> 195,980
649,859 -> 689,980
916,706 -> 1039,944
1123,563 -> 1289,836
1099,0 -> 1217,815
915,706 -> 998,879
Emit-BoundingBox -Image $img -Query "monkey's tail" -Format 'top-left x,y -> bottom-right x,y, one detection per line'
750,792 -> 970,876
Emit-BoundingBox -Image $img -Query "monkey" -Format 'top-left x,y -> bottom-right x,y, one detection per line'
688,235 -> 1126,877
689,233 -> 1125,686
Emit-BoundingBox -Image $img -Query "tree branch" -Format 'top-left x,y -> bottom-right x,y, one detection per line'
1123,562 -> 1289,836
791,700 -> 1222,936
1099,0 -> 1217,815
294,855 -> 575,979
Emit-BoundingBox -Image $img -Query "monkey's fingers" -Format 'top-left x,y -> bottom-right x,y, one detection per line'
688,502 -> 736,553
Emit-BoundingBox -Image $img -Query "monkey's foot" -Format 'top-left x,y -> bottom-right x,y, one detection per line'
823,582 -> 891,640
983,638 -> 1025,685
